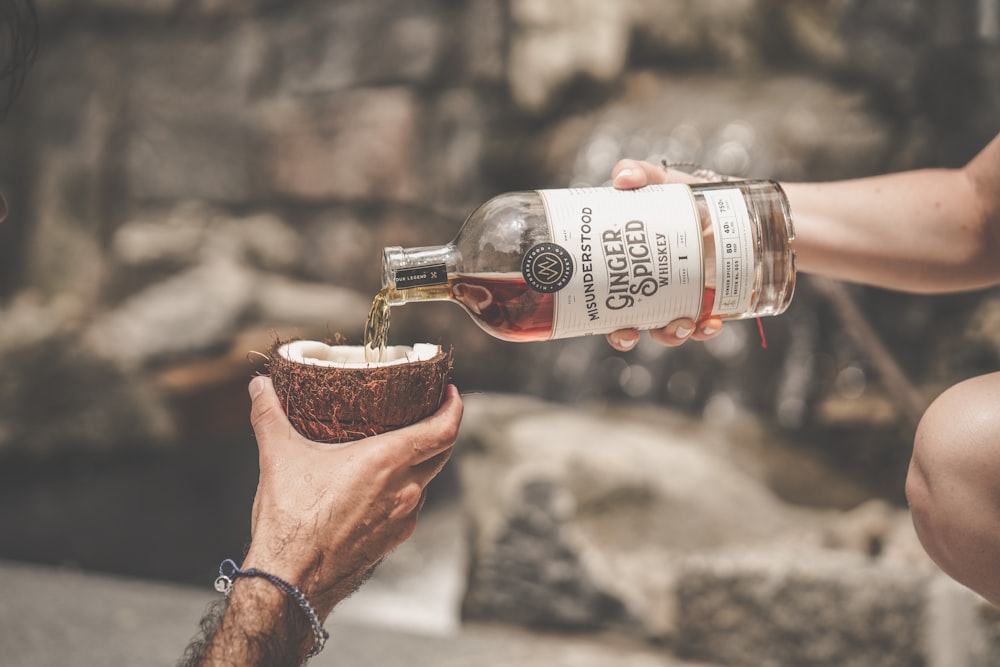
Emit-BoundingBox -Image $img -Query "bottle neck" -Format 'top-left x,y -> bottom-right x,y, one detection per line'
382,245 -> 454,304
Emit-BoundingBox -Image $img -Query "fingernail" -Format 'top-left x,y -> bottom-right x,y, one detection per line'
613,168 -> 634,186
676,325 -> 693,339
249,376 -> 265,399
616,332 -> 639,349
701,324 -> 717,336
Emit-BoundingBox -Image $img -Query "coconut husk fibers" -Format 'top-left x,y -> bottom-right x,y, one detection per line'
267,338 -> 453,444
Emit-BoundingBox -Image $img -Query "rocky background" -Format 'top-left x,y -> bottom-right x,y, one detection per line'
2,0 -> 1000,665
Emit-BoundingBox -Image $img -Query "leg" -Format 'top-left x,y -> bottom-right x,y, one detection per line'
906,371 -> 1000,604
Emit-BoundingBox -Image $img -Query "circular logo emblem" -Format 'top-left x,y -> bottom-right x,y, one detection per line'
522,242 -> 573,293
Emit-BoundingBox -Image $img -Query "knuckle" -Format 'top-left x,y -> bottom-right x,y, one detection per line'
440,419 -> 461,447
397,483 -> 423,515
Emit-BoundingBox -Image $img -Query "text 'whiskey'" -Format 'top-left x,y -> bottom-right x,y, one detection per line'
380,182 -> 796,343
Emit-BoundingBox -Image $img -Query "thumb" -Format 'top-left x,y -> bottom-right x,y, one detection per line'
249,376 -> 294,443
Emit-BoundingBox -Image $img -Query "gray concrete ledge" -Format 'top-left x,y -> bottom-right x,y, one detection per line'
1,559 -> 709,667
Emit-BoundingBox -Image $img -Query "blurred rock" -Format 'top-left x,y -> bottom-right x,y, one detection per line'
24,30 -> 123,302
126,103 -> 256,204
0,295 -> 174,457
254,275 -> 371,336
974,599 -> 1000,667
674,547 -> 932,667
508,0 -> 630,112
111,208 -> 209,271
968,295 -> 1000,358
269,0 -> 446,95
630,0 -> 763,66
258,89 -> 422,201
540,74 -> 890,186
462,473 -> 633,631
820,497 -> 898,556
122,24 -> 266,203
458,0 -> 507,82
83,259 -> 256,368
298,210 -> 378,286
35,0 -> 178,14
459,393 -> 831,637
458,393 -> 945,646
36,0 -> 275,16
423,90 -> 491,207
768,1 -> 849,69
111,203 -> 304,274
508,0 -> 769,113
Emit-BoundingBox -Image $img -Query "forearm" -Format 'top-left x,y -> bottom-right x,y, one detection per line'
785,168 -> 1000,293
180,578 -> 316,667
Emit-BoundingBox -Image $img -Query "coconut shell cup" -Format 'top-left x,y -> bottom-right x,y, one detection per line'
267,339 -> 453,444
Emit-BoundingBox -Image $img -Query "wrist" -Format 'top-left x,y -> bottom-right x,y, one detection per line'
240,548 -> 333,616
241,547 -> 317,587
230,576 -> 310,636
207,557 -> 332,665
204,577 -> 313,667
242,542 -> 370,617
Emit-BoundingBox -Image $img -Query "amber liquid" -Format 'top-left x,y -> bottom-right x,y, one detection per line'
443,274 -> 721,341
391,275 -> 723,344
699,286 -> 716,321
448,274 -> 554,342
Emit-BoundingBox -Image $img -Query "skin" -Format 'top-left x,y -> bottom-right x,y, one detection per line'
606,133 -> 1000,604
188,378 -> 463,665
907,372 -> 1000,603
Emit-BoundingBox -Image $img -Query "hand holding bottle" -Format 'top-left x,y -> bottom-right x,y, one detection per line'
382,164 -> 794,344
605,159 -> 725,352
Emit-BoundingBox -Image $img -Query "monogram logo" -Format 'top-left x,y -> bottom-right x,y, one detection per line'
522,242 -> 573,293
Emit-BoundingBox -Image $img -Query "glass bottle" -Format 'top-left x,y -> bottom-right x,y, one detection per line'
381,181 -> 795,342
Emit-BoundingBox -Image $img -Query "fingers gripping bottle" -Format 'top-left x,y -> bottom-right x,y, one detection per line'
382,181 -> 796,342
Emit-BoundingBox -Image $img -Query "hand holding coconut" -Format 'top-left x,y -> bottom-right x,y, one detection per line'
246,375 -> 461,608
183,376 -> 463,666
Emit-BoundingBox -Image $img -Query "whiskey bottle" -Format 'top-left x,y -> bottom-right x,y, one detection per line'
381,181 -> 795,342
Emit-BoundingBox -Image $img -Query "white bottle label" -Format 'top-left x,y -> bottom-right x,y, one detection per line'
703,187 -> 756,317
535,185 -> 754,339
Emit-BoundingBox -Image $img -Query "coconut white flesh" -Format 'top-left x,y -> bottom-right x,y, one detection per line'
278,341 -> 441,368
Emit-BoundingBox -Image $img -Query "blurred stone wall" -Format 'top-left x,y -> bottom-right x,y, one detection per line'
0,0 -> 998,476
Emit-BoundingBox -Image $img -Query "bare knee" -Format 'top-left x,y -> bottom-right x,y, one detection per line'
905,411 -> 945,570
905,372 -> 1000,603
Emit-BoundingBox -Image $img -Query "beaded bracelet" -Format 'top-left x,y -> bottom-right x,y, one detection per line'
214,558 -> 329,660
